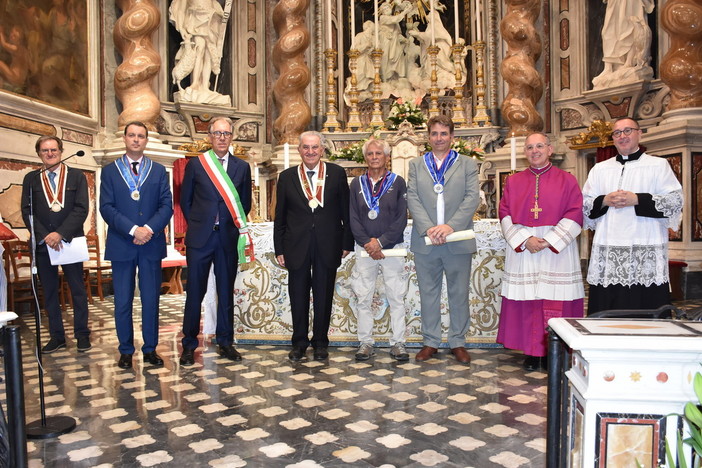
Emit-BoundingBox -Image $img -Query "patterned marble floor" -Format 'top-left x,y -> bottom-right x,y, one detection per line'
2,295 -> 554,468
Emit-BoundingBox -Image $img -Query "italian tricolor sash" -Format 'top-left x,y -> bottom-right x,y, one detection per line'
198,150 -> 254,264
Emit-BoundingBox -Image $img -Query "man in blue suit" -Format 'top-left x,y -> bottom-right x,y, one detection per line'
179,116 -> 252,366
100,121 -> 173,369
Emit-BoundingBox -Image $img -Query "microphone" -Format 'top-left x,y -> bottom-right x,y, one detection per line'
35,149 -> 87,175
75,150 -> 85,157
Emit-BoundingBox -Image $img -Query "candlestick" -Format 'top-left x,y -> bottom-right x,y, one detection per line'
510,133 -> 516,171
430,0 -> 436,46
254,164 -> 260,187
284,143 -> 290,169
374,0 -> 379,48
327,0 -> 333,48
454,0 -> 459,43
475,0 -> 482,41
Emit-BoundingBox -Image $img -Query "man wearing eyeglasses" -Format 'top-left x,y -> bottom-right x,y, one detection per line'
21,136 -> 90,354
497,133 -> 584,371
179,116 -> 252,366
274,131 -> 353,362
582,117 -> 683,314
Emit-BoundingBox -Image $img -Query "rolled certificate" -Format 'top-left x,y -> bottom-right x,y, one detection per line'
424,229 -> 475,245
359,248 -> 408,258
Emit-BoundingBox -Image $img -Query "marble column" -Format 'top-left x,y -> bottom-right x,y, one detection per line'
499,0 -> 543,136
113,0 -> 161,131
272,0 -> 312,145
660,0 -> 702,110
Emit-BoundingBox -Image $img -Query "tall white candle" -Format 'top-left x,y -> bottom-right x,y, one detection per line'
327,0 -> 333,49
350,0 -> 356,47
454,0 -> 459,43
430,0 -> 436,46
475,0 -> 482,41
510,133 -> 516,171
284,143 -> 290,169
374,0 -> 379,48
254,164 -> 260,187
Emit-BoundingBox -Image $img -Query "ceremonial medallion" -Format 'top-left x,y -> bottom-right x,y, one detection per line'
131,190 -> 140,201
51,202 -> 61,212
368,209 -> 378,220
308,199 -> 319,209
433,183 -> 444,194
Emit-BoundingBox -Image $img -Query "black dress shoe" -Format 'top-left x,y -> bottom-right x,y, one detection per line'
540,356 -> 548,371
313,347 -> 329,361
288,347 -> 306,362
180,348 -> 195,366
523,355 -> 540,371
117,354 -> 133,369
218,345 -> 242,361
143,351 -> 164,366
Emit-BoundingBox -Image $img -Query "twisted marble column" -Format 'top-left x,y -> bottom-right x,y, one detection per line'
113,0 -> 161,130
272,0 -> 311,145
499,0 -> 543,136
660,0 -> 702,110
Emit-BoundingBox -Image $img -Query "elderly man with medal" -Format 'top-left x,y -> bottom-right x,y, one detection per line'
348,138 -> 409,362
100,121 -> 173,369
274,131 -> 354,362
407,115 -> 480,364
21,135 -> 91,354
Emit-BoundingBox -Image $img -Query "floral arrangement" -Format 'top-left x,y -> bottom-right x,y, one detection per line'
424,138 -> 486,160
330,139 -> 366,163
387,98 -> 426,129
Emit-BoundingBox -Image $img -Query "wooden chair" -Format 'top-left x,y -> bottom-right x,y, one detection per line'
84,234 -> 111,300
3,240 -> 35,311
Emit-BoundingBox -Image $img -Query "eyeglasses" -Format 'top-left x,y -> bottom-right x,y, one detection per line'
611,127 -> 639,138
301,145 -> 321,151
210,131 -> 233,138
525,143 -> 549,151
40,148 -> 60,154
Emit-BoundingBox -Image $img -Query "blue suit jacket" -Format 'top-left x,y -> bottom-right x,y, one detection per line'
99,157 -> 173,261
180,154 -> 251,251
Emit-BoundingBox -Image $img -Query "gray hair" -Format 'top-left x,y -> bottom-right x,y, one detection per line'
362,138 -> 391,157
208,116 -> 234,133
299,131 -> 326,147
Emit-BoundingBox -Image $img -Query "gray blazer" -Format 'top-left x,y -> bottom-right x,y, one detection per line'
407,154 -> 480,255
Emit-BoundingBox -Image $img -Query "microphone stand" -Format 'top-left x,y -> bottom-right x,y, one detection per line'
25,151 -> 83,439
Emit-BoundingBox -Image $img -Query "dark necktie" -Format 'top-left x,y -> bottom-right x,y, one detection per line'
131,161 -> 139,175
307,170 -> 315,188
48,171 -> 57,191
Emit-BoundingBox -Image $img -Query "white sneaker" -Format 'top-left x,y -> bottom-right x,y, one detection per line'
390,343 -> 409,361
355,343 -> 374,361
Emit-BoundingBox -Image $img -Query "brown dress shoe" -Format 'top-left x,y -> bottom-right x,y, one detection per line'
415,346 -> 438,361
451,346 -> 471,364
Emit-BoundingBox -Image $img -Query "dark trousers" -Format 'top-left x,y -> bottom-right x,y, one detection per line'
111,255 -> 162,354
587,283 -> 671,315
35,244 -> 90,340
182,229 -> 238,350
288,239 -> 336,349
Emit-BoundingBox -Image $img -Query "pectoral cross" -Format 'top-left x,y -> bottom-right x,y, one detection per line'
531,200 -> 542,219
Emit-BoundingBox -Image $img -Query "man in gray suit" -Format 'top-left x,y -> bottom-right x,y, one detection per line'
407,115 -> 479,363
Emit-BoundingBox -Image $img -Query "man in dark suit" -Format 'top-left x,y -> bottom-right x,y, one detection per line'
407,115 -> 479,364
100,121 -> 173,369
179,116 -> 252,366
274,131 -> 353,362
21,136 -> 91,353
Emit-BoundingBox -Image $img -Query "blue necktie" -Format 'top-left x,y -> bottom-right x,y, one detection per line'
48,171 -> 57,191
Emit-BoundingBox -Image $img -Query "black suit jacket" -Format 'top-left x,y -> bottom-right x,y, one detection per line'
21,165 -> 88,242
274,162 -> 353,270
180,154 -> 252,251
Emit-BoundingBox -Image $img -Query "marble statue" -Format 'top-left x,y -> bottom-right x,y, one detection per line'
114,0 -> 161,130
406,8 -> 457,93
592,0 -> 655,89
344,20 -> 376,105
500,0 -> 544,135
271,0 -> 311,145
660,0 -> 702,109
378,2 -> 411,82
169,0 -> 232,106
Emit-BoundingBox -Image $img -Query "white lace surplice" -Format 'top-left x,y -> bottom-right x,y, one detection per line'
582,153 -> 683,287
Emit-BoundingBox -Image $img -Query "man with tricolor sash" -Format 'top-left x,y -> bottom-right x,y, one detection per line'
407,115 -> 479,364
179,116 -> 252,366
274,131 -> 353,362
100,121 -> 173,369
